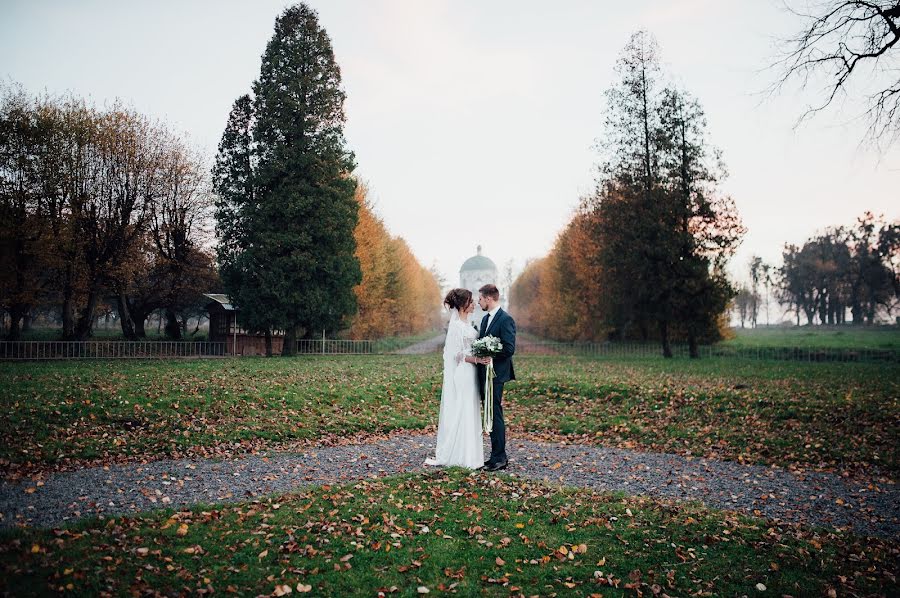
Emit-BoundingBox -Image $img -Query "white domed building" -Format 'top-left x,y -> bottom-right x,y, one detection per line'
459,245 -> 498,324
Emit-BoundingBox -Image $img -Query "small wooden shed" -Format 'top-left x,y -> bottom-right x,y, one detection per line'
204,294 -> 284,356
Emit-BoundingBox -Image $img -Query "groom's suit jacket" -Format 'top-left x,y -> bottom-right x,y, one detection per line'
478,308 -> 516,384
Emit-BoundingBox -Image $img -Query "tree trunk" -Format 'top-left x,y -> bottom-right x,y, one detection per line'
282,325 -> 296,357
62,279 -> 76,340
638,321 -> 649,342
658,320 -> 672,358
131,309 -> 149,338
264,328 -> 273,357
804,304 -> 815,326
74,290 -> 98,340
687,329 -> 699,359
7,305 -> 24,341
21,311 -> 32,332
818,293 -> 827,325
117,293 -> 138,340
164,309 -> 182,340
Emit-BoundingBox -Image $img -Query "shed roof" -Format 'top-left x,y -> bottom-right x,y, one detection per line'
204,293 -> 236,311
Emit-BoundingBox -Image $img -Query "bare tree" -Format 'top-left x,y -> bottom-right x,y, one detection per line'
772,1 -> 900,147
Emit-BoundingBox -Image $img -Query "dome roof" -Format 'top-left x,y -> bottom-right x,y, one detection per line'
460,245 -> 497,273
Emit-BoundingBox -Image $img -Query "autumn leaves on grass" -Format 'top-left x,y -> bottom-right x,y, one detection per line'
2,471 -> 895,596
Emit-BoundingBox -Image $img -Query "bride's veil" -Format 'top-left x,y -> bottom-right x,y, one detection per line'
443,307 -> 461,368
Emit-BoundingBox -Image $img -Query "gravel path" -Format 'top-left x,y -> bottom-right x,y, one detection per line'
392,333 -> 445,354
1,435 -> 896,538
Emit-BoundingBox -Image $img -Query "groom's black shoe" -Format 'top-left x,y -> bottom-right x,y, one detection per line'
485,459 -> 508,472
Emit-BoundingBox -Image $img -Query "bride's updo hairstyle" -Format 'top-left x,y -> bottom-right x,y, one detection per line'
444,288 -> 473,311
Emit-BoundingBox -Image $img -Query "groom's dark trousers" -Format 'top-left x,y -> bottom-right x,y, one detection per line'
487,379 -> 507,464
478,308 -> 516,465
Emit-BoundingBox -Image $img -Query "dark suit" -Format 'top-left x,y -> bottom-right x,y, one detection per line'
477,307 -> 516,464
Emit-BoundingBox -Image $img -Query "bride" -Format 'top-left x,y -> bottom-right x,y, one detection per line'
424,288 -> 484,469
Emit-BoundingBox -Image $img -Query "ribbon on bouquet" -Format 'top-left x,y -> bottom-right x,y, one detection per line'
483,359 -> 495,433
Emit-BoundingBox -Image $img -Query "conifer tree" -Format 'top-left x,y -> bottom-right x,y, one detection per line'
214,4 -> 361,356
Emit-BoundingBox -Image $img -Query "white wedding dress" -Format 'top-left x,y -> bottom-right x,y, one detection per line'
424,312 -> 484,469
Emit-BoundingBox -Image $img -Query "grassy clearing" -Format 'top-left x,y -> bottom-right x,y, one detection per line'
1,470 -> 895,597
1,355 -> 897,476
722,326 -> 900,350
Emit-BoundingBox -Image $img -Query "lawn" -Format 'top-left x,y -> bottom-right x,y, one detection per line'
1,355 -> 896,477
1,469 -> 895,597
722,325 -> 900,350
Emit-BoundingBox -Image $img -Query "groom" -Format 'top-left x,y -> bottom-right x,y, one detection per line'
475,284 -> 516,472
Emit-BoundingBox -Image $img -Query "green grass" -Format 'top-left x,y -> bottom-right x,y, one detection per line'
1,470 -> 895,597
723,325 -> 900,350
1,355 -> 897,476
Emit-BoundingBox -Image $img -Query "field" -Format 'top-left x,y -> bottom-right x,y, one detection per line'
723,325 -> 900,350
1,354 -> 897,476
1,353 -> 898,596
2,470 -> 895,596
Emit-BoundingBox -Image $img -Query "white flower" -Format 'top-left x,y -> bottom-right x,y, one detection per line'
472,335 -> 502,357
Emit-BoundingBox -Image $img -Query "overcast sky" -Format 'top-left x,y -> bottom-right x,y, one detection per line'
2,0 -> 897,293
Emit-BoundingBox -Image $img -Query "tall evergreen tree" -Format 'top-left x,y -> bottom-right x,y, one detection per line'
657,86 -> 743,356
213,4 -> 361,356
592,31 -> 667,349
591,32 -> 744,357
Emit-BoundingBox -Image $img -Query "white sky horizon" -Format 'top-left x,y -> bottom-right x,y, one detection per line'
2,0 -> 897,317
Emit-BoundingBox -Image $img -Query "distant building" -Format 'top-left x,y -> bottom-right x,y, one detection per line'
459,245 -> 498,325
204,294 -> 284,356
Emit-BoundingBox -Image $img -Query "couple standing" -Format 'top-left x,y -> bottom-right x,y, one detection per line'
425,284 -> 516,471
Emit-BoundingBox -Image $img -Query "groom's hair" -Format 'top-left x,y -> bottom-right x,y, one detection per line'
479,284 -> 500,301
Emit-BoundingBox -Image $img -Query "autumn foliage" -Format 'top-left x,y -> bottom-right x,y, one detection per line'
0,85 -> 218,341
511,32 -> 744,355
510,210 -> 605,341
349,183 -> 441,339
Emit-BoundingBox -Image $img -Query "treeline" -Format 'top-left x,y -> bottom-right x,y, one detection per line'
213,4 -> 439,355
511,32 -> 744,358
2,5 -> 442,347
351,183 -> 441,338
734,213 -> 898,327
0,85 -> 217,341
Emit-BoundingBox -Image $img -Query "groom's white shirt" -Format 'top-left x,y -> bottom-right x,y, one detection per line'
485,305 -> 501,333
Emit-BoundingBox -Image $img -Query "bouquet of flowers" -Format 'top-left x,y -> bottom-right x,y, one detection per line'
471,335 -> 503,433
471,335 -> 503,359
